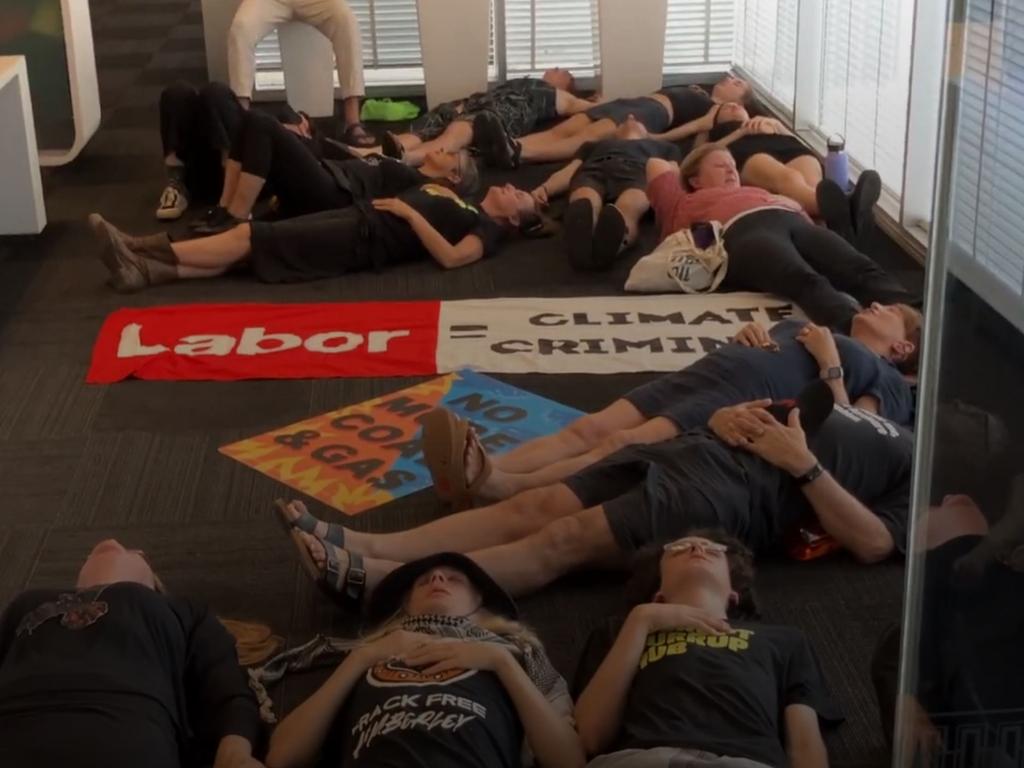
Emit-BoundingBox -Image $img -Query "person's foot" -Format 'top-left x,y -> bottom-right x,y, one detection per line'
190,206 -> 248,236
564,198 -> 595,270
473,112 -> 521,169
816,178 -> 855,244
342,122 -> 377,149
381,131 -> 405,160
277,499 -> 350,548
89,214 -> 178,292
156,181 -> 189,221
849,170 -> 881,252
591,205 -> 629,271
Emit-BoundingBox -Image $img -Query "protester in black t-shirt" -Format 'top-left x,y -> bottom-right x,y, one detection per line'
279,387 -> 914,612
265,552 -> 583,768
475,74 -> 755,169
89,182 -> 541,291
704,103 -> 883,248
529,116 -> 683,270
574,531 -> 840,767
415,305 -> 919,508
0,539 -> 261,768
183,108 -> 479,235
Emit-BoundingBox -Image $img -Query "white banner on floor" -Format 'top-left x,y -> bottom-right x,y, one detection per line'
436,293 -> 799,374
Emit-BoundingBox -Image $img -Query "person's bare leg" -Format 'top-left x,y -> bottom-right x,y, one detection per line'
219,159 -> 242,208
170,223 -> 253,276
519,114 -> 591,146
519,119 -> 616,163
612,188 -> 651,246
497,416 -> 679,497
224,172 -> 265,219
741,153 -> 821,215
403,122 -> 473,166
297,531 -> 401,590
340,483 -> 583,561
492,398 -> 647,474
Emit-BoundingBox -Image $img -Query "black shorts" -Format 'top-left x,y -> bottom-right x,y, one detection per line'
569,157 -> 647,201
731,135 -> 819,173
249,208 -> 373,283
585,97 -> 671,133
563,438 -> 726,553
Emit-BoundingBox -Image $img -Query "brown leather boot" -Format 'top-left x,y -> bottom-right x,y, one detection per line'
89,214 -> 179,292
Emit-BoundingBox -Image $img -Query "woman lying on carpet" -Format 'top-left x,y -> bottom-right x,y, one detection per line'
188,108 -> 479,236
0,539 -> 262,768
264,552 -> 583,768
694,102 -> 881,247
529,114 -> 682,271
89,182 -> 541,291
474,73 -> 753,169
645,146 -> 917,329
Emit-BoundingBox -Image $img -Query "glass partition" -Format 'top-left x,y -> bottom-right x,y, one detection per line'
895,0 -> 1024,766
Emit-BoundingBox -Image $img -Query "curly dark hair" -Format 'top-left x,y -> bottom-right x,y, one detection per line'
625,528 -> 759,620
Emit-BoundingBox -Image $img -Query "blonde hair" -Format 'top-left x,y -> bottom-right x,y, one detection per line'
363,608 -> 544,656
679,143 -> 732,191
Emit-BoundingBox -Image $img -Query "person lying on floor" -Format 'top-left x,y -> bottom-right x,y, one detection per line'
156,81 -> 248,221
188,107 -> 478,235
276,390 -> 914,611
0,539 -> 262,768
529,115 -> 682,270
646,146 -> 918,328
475,74 -> 753,169
353,67 -> 591,167
89,182 -> 540,291
417,304 -> 918,505
574,530 -> 839,768
265,552 -> 583,768
699,103 -> 880,248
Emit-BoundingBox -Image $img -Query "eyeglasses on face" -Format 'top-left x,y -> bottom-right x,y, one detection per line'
663,538 -> 729,556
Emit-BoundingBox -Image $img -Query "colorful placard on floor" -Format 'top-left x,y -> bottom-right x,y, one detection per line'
87,294 -> 798,382
219,370 -> 583,515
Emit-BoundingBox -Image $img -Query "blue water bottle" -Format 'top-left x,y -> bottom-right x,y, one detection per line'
824,134 -> 849,191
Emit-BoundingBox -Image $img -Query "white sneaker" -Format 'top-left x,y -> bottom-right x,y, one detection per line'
156,182 -> 189,221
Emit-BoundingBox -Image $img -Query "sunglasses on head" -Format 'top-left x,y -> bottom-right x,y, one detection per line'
663,538 -> 729,556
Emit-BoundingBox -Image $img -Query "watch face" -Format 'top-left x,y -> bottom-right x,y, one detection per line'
823,367 -> 843,380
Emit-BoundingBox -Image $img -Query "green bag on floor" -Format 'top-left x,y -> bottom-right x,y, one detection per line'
360,98 -> 420,122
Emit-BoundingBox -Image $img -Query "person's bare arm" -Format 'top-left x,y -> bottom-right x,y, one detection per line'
534,159 -> 584,202
556,90 -> 599,115
745,410 -> 896,563
652,105 -> 718,143
796,323 -> 851,407
785,704 -> 829,768
372,198 -> 485,269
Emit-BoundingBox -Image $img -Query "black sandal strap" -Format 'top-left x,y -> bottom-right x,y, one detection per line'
342,552 -> 366,612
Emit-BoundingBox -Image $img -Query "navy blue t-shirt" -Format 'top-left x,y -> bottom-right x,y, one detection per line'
626,319 -> 914,430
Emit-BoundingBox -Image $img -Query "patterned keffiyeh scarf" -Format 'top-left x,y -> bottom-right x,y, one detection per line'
248,614 -> 565,723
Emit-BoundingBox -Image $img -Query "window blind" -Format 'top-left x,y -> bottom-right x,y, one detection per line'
663,0 -> 735,72
733,0 -> 798,110
814,0 -> 915,194
950,0 -> 1024,299
504,0 -> 599,77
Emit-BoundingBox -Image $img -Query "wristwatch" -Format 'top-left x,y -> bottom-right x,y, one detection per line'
795,462 -> 825,485
820,365 -> 844,381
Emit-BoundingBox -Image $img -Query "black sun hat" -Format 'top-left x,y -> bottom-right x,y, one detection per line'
366,552 -> 518,625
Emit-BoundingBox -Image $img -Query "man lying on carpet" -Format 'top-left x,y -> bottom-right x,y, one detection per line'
474,74 -> 754,169
274,387 -> 913,614
355,67 -> 593,169
419,305 -> 918,506
89,181 -> 542,291
645,147 -> 917,329
264,552 -> 583,768
529,115 -> 682,271
574,530 -> 839,768
184,107 -> 478,236
699,103 -> 880,247
0,539 -> 262,768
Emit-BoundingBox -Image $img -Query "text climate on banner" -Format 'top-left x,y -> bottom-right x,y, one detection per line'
435,293 -> 796,374
219,370 -> 582,515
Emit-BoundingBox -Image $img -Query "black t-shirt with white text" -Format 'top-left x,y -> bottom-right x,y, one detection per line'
326,659 -> 523,768
365,184 -> 505,268
573,618 -> 841,766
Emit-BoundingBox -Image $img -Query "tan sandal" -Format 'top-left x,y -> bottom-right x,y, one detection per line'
420,408 -> 492,509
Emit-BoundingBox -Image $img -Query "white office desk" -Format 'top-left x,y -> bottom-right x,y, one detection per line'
0,56 -> 46,235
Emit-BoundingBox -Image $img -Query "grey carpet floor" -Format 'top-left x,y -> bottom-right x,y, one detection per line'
0,0 -> 928,765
